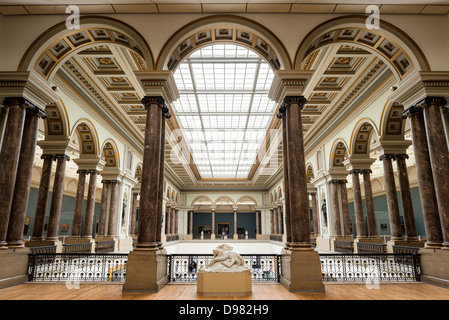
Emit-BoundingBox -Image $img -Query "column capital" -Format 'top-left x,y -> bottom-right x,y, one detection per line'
134,70 -> 180,104
338,179 -> 348,184
360,169 -> 373,174
394,154 -> 409,160
40,154 -> 54,161
0,71 -> 60,110
283,96 -> 307,109
379,154 -> 395,161
88,169 -> 100,175
416,96 -> 447,108
268,70 -> 314,104
54,154 -> 70,161
76,169 -> 89,174
349,169 -> 362,175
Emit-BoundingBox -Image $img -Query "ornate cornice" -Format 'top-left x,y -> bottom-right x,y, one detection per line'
389,72 -> 449,109
0,72 -> 60,110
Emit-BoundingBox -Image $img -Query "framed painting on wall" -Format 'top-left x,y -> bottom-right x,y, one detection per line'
217,223 -> 230,236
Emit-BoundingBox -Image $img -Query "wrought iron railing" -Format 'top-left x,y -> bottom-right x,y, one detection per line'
334,240 -> 354,253
167,254 -> 281,283
28,253 -> 127,282
63,242 -> 92,253
357,242 -> 387,253
320,253 -> 421,282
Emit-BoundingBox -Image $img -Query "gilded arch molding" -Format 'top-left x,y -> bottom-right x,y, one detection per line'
101,139 -> 120,169
156,15 -> 292,71
329,138 -> 349,169
349,118 -> 379,157
18,16 -> 154,82
294,16 -> 431,82
71,118 -> 101,158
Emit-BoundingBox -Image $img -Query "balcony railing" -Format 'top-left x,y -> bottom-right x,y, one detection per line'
28,253 -> 128,282
334,240 -> 354,253
28,245 -> 57,254
95,241 -> 115,253
393,245 -> 421,254
320,253 -> 421,282
357,242 -> 387,254
63,242 -> 92,253
167,254 -> 281,283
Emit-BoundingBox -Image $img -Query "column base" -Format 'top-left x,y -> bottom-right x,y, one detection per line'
279,248 -> 324,292
386,239 -> 424,253
0,248 -> 30,289
420,248 -> 449,288
122,248 -> 169,292
25,240 -> 63,253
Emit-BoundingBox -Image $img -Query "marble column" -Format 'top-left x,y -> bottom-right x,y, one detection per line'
281,112 -> 291,245
129,191 -> 139,236
7,106 -> 44,247
330,180 -> 342,237
0,98 -> 27,249
277,205 -> 283,235
339,181 -> 352,237
30,155 -> 54,241
135,96 -> 164,249
165,206 -> 171,236
170,207 -> 176,236
284,96 -> 311,248
350,170 -> 367,239
156,113 -> 166,246
270,208 -> 275,235
362,169 -> 379,239
82,170 -> 98,239
255,210 -> 260,235
211,208 -> 215,239
380,154 -> 403,240
407,107 -> 442,247
107,180 -> 119,238
395,154 -> 418,241
97,180 -> 110,238
174,208 -> 179,236
71,169 -> 88,238
422,97 -> 449,249
233,208 -> 237,237
189,210 -> 193,235
46,154 -> 69,241
310,193 -> 319,236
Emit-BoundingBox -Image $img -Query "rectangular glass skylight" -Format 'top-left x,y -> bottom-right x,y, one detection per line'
172,44 -> 275,179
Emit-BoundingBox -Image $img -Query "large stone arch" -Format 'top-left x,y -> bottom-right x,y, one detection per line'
191,195 -> 213,211
43,99 -> 70,141
294,15 -> 430,83
214,195 -> 236,211
379,100 -> 407,140
156,15 -> 292,71
349,118 -> 379,158
18,16 -> 154,82
100,139 -> 120,170
329,138 -> 349,169
70,118 -> 101,159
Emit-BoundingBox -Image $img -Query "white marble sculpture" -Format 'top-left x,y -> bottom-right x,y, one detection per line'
198,244 -> 250,273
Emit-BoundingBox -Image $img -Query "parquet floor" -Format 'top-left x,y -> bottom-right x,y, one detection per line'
0,282 -> 448,300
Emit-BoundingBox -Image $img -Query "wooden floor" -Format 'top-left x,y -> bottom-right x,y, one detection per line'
1,282 -> 449,300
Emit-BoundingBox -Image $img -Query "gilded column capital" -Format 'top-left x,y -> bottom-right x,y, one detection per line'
76,169 -> 88,175
283,96 -> 307,109
338,179 -> 348,184
88,169 -> 100,175
361,169 -> 373,174
40,154 -> 54,161
394,154 -> 409,160
349,169 -> 362,175
379,154 -> 395,161
141,96 -> 165,109
54,154 -> 70,161
416,96 -> 447,108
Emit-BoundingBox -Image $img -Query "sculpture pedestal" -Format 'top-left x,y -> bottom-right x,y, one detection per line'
197,271 -> 252,294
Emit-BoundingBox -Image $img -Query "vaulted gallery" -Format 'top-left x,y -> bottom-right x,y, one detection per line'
0,1 -> 449,300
